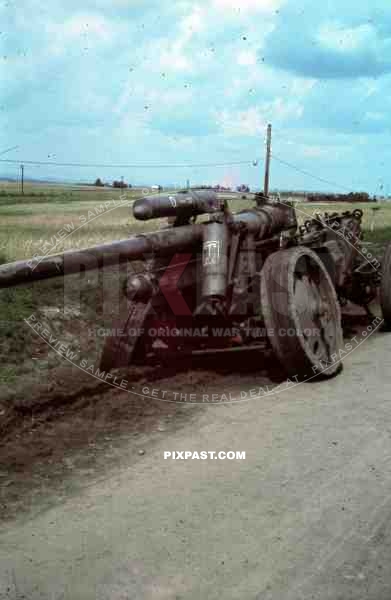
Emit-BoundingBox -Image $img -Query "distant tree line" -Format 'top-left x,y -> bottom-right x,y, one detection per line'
190,184 -> 250,192
94,178 -> 132,189
193,185 -> 232,191
307,192 -> 374,203
112,180 -> 130,189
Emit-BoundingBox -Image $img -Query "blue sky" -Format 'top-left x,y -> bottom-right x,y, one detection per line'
1,0 -> 391,193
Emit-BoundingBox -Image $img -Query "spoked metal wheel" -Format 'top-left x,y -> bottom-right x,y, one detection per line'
380,241 -> 391,329
261,246 -> 343,380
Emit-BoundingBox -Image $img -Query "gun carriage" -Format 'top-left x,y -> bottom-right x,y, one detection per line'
1,190 -> 390,380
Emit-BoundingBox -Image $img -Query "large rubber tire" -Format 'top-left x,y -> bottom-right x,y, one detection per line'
261,246 -> 344,380
380,241 -> 391,329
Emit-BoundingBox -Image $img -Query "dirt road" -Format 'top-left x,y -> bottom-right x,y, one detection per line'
1,328 -> 391,599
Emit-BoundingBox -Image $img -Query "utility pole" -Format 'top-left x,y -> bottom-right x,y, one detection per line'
20,164 -> 24,195
186,179 -> 190,190
264,123 -> 272,197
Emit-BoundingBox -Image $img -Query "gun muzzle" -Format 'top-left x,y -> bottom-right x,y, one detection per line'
133,189 -> 221,221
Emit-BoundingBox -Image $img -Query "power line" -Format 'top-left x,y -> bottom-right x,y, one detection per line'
0,157 -> 256,169
0,145 -> 19,157
271,153 -> 352,193
0,146 -> 356,192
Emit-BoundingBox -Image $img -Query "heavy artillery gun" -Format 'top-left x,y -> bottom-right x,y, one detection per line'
0,190 -> 390,381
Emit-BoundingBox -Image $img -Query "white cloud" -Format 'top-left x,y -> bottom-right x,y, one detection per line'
159,44 -> 193,72
290,78 -> 317,97
217,107 -> 267,136
180,5 -> 206,37
73,15 -> 111,38
237,50 -> 257,66
217,98 -> 303,137
112,78 -> 192,120
45,13 -> 120,55
213,0 -> 282,14
149,6 -> 208,74
316,22 -> 375,53
272,97 -> 303,120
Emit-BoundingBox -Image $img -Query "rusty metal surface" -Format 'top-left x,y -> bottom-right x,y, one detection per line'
99,300 -> 152,371
0,225 -> 204,288
133,189 -> 220,221
261,246 -> 343,379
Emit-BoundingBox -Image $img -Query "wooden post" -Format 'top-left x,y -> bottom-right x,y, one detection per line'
264,124 -> 272,197
21,164 -> 24,195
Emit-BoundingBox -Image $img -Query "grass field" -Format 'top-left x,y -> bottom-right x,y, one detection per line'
0,182 -> 389,262
0,182 -> 390,409
0,184 -> 155,263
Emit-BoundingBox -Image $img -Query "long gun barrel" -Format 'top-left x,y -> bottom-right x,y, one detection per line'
0,224 -> 204,288
0,192 -> 296,289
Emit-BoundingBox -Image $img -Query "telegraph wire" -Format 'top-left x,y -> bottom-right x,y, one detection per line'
0,146 -> 19,157
0,151 -> 355,192
0,158 -> 256,169
271,153 -> 352,193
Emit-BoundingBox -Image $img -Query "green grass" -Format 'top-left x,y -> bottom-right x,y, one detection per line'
0,181 -> 388,262
0,185 -> 159,261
